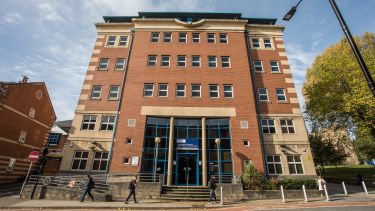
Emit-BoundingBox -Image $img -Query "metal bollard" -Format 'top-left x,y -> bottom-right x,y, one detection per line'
302,185 -> 308,202
323,184 -> 329,201
220,186 -> 223,205
361,181 -> 368,194
342,181 -> 347,195
280,185 -> 285,203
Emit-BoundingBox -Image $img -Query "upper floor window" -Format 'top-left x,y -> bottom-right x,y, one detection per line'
276,88 -> 286,101
148,55 -> 157,66
252,38 -> 260,48
208,56 -> 217,68
258,88 -> 269,101
106,36 -> 116,46
219,33 -> 228,43
108,85 -> 120,100
223,85 -> 233,98
209,84 -> 219,98
263,38 -> 272,48
270,61 -> 280,73
161,55 -> 170,67
6,158 -> 16,172
287,155 -> 304,174
261,119 -> 276,134
177,55 -> 186,67
71,151 -> 89,170
98,58 -> 109,70
253,60 -> 263,72
151,32 -> 160,42
158,83 -> 168,97
81,115 -> 96,130
191,84 -> 201,98
267,155 -> 283,175
91,85 -> 102,99
29,107 -> 35,118
192,56 -> 201,67
179,32 -> 187,43
115,58 -> 126,70
281,119 -> 295,134
100,116 -> 115,131
19,131 -> 26,143
164,32 -> 172,42
144,83 -> 154,97
221,56 -> 230,68
192,33 -> 200,43
207,33 -> 215,43
92,151 -> 108,171
48,133 -> 60,146
119,36 -> 128,46
176,84 -> 186,97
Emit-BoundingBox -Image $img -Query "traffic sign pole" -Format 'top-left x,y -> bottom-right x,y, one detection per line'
19,162 -> 33,198
19,151 -> 40,198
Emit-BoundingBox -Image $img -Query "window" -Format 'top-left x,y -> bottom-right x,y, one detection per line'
221,56 -> 230,68
176,84 -> 186,97
264,38 -> 272,48
100,116 -> 115,131
281,119 -> 295,134
243,139 -> 250,147
126,137 -> 133,144
253,60 -> 263,72
177,55 -> 186,67
267,155 -> 283,175
209,84 -> 219,98
81,115 -> 96,130
92,151 -> 108,171
223,85 -> 233,98
192,56 -> 201,67
6,158 -> 16,172
287,155 -> 304,174
106,35 -> 116,46
147,55 -> 157,66
270,61 -> 280,73
119,36 -> 128,46
29,107 -> 35,118
258,88 -> 269,101
261,119 -> 276,134
207,33 -> 215,43
48,133 -> 60,146
123,157 -> 130,165
219,33 -> 228,43
179,32 -> 187,43
252,38 -> 260,48
71,151 -> 89,170
19,131 -> 26,143
151,32 -> 159,42
163,32 -> 172,42
191,84 -> 201,98
276,88 -> 286,101
144,84 -> 154,97
158,83 -> 168,97
98,58 -> 109,70
161,55 -> 170,67
108,85 -> 120,100
208,56 -> 217,67
114,58 -> 126,70
91,85 -> 102,99
192,33 -> 200,43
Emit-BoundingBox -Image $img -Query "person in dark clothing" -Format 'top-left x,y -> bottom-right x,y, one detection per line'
80,175 -> 95,202
357,173 -> 363,186
125,177 -> 137,204
208,176 -> 217,204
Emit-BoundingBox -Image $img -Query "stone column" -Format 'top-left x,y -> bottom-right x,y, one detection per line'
202,117 -> 207,186
166,117 -> 174,186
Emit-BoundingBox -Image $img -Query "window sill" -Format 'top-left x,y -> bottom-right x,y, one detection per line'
90,98 -> 101,101
277,101 -> 289,104
255,71 -> 265,73
114,69 -> 125,71
107,98 -> 119,101
260,100 -> 272,103
97,69 -> 108,71
271,72 -> 282,74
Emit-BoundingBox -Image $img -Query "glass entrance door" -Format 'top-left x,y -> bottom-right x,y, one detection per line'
176,153 -> 198,186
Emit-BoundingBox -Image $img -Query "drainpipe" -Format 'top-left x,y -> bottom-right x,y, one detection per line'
244,30 -> 268,175
105,29 -> 135,176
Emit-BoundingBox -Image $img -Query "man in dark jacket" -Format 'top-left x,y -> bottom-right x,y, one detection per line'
80,175 -> 95,202
208,176 -> 217,204
125,177 -> 137,204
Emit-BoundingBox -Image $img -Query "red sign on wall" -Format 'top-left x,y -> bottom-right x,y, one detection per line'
28,151 -> 40,163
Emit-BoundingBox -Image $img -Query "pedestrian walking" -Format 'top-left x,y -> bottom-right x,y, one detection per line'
79,175 -> 95,202
317,176 -> 326,198
208,176 -> 217,204
357,173 -> 363,186
125,177 -> 137,204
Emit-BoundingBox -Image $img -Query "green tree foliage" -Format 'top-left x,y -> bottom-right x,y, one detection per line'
303,32 -> 375,138
354,131 -> 375,162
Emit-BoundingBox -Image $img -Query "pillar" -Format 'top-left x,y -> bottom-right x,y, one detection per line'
166,117 -> 174,186
202,117 -> 207,186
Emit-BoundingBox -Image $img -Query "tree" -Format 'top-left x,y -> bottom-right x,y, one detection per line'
303,32 -> 375,139
354,130 -> 375,163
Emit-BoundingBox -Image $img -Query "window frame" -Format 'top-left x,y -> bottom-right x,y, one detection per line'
108,85 -> 120,100
223,84 -> 234,98
179,32 -> 187,43
207,33 -> 215,43
221,56 -> 231,68
118,36 -> 128,46
209,84 -> 219,98
175,83 -> 186,97
19,131 -> 26,143
253,60 -> 264,72
98,58 -> 109,71
161,55 -> 170,67
81,115 -> 96,130
106,35 -> 117,47
48,133 -> 60,146
91,85 -> 102,100
163,32 -> 172,43
100,116 -> 115,131
192,55 -> 201,67
115,58 -> 126,70
71,151 -> 89,171
150,32 -> 160,43
266,155 -> 283,175
92,151 -> 109,171
280,119 -> 296,134
270,61 -> 280,73
287,155 -> 304,174
191,84 -> 201,98
158,83 -> 168,97
192,33 -> 200,43
208,56 -> 217,68
219,33 -> 228,43
276,88 -> 287,101
143,83 -> 154,97
263,38 -> 272,48
258,88 -> 269,101
177,55 -> 186,67
261,119 -> 276,134
123,157 -> 131,165
251,38 -> 260,48
147,55 -> 157,66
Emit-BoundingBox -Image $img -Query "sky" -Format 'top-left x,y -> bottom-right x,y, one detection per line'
0,0 -> 374,121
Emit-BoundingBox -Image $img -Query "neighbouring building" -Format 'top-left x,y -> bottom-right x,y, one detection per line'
0,79 -> 56,183
59,12 -> 316,185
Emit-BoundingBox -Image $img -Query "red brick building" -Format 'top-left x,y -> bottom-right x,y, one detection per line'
0,80 -> 56,183
60,12 -> 316,185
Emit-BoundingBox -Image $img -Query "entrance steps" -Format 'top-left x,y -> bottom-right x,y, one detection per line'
160,186 -> 217,201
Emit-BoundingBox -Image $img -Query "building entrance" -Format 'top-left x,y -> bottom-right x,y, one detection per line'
176,152 -> 198,186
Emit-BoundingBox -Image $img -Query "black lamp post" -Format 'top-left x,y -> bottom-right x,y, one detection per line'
283,0 -> 375,97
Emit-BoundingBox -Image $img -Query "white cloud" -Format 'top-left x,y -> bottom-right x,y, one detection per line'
0,12 -> 23,24
38,2 -> 63,21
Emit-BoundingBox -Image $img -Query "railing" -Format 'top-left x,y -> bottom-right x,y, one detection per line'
106,173 -> 164,184
210,174 -> 242,184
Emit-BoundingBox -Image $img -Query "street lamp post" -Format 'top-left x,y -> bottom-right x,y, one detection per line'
283,0 -> 375,97
215,138 -> 221,184
154,137 -> 161,182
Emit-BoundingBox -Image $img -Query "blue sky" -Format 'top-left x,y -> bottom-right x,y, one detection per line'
0,0 -> 374,120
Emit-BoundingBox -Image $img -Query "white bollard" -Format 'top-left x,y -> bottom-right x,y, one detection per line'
220,186 -> 223,205
342,181 -> 347,195
302,185 -> 308,202
361,181 -> 368,194
323,184 -> 329,201
280,185 -> 285,203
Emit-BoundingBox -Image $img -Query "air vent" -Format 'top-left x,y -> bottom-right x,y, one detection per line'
240,121 -> 249,129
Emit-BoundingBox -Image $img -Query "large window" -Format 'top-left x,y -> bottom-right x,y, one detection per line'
71,151 -> 89,170
191,84 -> 201,98
267,155 -> 282,175
108,85 -> 120,100
151,32 -> 159,42
92,151 -> 108,171
158,83 -> 168,97
261,119 -> 276,134
287,155 -> 304,174
144,83 -> 154,97
81,115 -> 96,130
280,119 -> 295,134
164,32 -> 172,42
48,133 -> 60,146
223,85 -> 233,98
258,88 -> 269,101
176,84 -> 186,97
177,55 -> 186,67
208,56 -> 217,68
192,56 -> 201,67
209,84 -> 219,98
100,116 -> 115,131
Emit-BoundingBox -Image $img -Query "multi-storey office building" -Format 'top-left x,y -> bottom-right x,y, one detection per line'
60,12 -> 316,186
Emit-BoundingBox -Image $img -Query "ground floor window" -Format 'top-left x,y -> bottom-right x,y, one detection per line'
266,155 -> 283,175
92,151 -> 108,171
71,151 -> 89,170
287,155 -> 304,174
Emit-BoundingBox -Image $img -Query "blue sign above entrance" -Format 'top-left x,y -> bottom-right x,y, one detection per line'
176,138 -> 199,150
